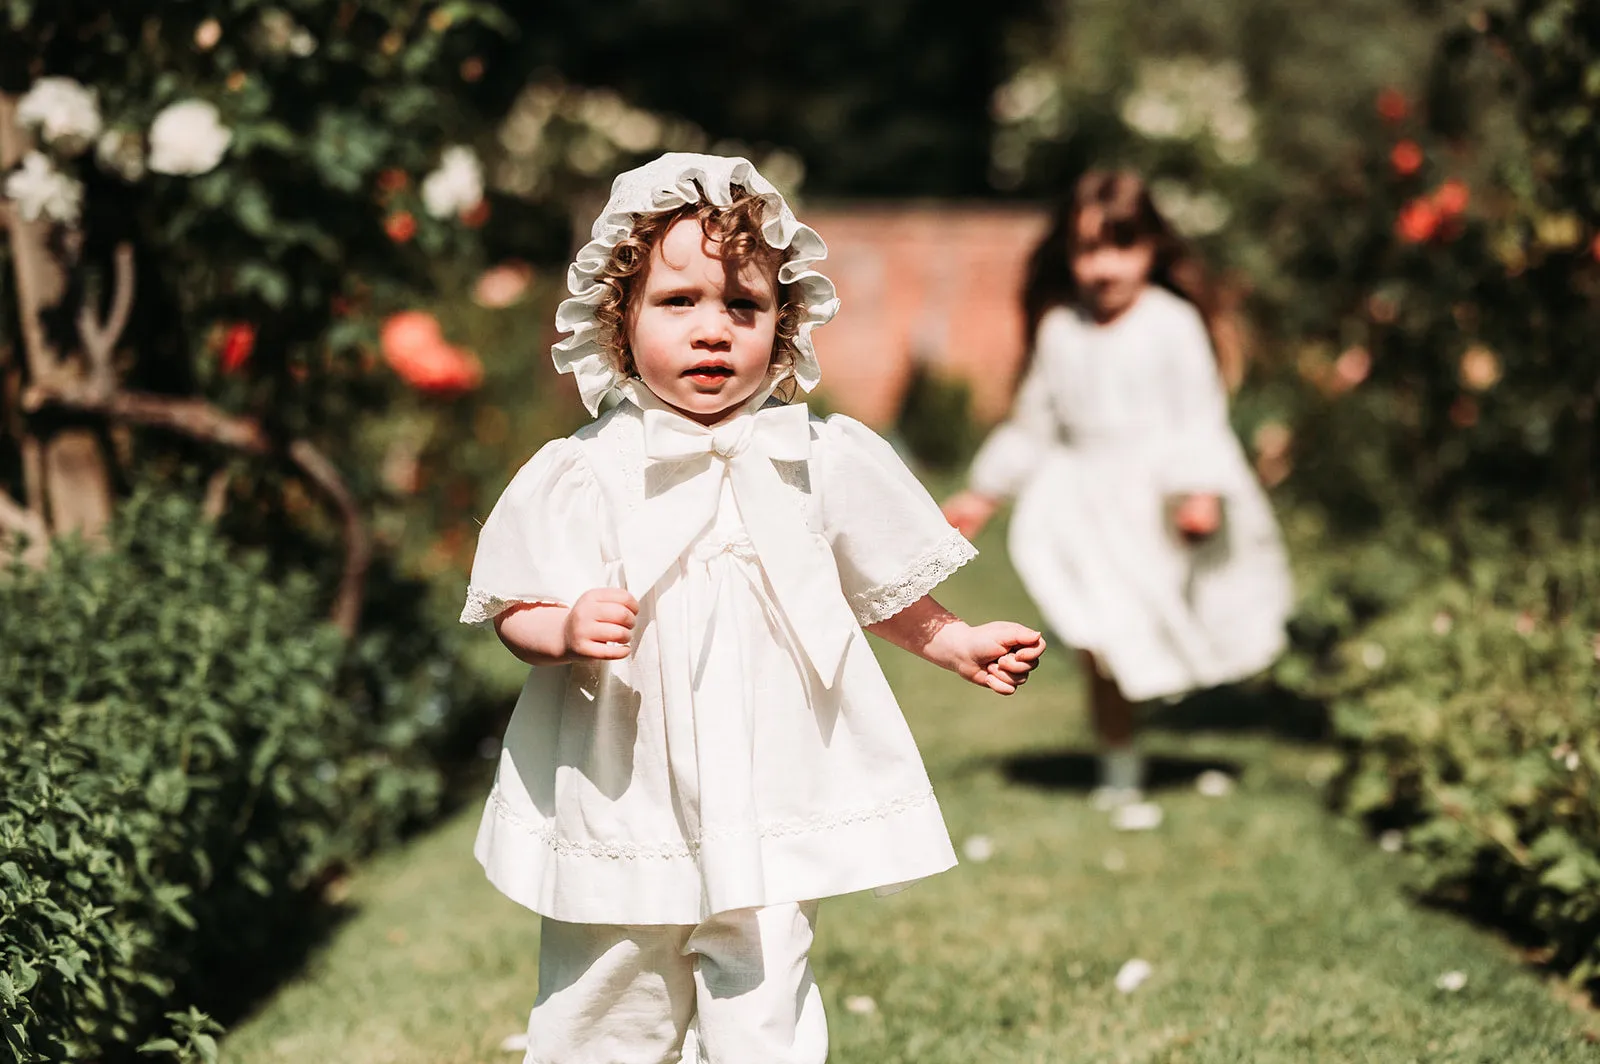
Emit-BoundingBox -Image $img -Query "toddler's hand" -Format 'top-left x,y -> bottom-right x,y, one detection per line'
937,621 -> 1046,695
564,588 -> 639,660
942,491 -> 1000,541
1173,493 -> 1222,541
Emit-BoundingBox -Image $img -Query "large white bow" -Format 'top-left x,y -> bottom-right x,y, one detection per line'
618,403 -> 858,687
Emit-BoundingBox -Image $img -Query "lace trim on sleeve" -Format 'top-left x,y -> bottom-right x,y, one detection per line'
847,531 -> 977,627
459,587 -> 566,626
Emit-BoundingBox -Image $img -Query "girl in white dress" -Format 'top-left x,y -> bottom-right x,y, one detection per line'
461,153 -> 1046,1064
943,169 -> 1291,808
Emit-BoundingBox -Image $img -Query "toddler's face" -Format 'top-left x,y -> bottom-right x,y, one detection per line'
1071,206 -> 1156,323
627,217 -> 780,425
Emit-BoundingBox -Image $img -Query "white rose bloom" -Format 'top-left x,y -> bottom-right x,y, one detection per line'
421,146 -> 485,219
148,100 -> 233,176
17,77 -> 102,155
4,152 -> 84,224
95,128 -> 146,182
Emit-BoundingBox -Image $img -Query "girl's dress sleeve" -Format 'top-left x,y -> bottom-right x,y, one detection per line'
967,330 -> 1059,499
1157,304 -> 1242,496
818,415 -> 978,627
459,438 -> 608,626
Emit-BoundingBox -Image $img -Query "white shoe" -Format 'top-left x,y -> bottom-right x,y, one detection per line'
1089,785 -> 1145,811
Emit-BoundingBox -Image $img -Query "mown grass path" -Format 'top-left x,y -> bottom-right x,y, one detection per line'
224,526 -> 1596,1063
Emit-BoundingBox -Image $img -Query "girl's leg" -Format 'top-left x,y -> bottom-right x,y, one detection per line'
526,916 -> 696,1064
685,901 -> 827,1064
1082,649 -> 1145,802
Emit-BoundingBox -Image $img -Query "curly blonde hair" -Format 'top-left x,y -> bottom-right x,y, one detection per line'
591,183 -> 806,384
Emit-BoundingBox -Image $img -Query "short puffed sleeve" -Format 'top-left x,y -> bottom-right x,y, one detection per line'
459,438 -> 610,625
817,414 -> 977,627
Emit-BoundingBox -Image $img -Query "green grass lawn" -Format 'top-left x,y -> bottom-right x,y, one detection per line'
223,527 -> 1597,1063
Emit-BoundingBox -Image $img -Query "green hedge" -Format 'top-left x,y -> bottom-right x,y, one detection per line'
0,493 -> 446,1062
1282,515 -> 1600,985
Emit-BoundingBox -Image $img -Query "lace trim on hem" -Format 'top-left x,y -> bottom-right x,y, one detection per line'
459,587 -> 566,626
847,531 -> 978,626
485,787 -> 939,860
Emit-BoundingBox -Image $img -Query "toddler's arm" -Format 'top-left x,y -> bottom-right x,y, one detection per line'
494,587 -> 638,667
868,595 -> 1045,695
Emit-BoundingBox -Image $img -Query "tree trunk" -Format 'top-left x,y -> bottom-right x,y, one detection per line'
0,93 -> 115,540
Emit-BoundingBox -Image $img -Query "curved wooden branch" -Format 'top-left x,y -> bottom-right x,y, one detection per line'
76,242 -> 136,393
23,380 -> 369,637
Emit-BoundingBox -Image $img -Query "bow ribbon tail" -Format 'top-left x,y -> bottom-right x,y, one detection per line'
619,472 -> 721,602
729,458 -> 856,688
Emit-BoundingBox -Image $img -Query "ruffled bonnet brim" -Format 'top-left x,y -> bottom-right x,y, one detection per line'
551,152 -> 840,416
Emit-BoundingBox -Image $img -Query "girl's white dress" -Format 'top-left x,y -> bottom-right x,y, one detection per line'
462,389 -> 972,925
970,286 -> 1291,702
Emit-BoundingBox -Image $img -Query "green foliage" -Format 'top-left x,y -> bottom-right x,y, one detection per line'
0,493 -> 444,1062
893,364 -> 983,472
1283,516 -> 1600,987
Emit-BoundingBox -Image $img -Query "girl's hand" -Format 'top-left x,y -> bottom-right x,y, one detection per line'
563,587 -> 639,660
1173,493 -> 1222,541
930,621 -> 1046,695
942,490 -> 1000,541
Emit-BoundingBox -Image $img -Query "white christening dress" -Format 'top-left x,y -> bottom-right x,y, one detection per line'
969,286 -> 1292,702
461,388 -> 972,925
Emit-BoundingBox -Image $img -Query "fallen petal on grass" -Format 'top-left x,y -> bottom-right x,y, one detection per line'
1110,801 -> 1164,832
845,994 -> 878,1015
1436,970 -> 1468,992
1115,958 -> 1153,994
962,834 -> 995,862
1196,770 -> 1235,797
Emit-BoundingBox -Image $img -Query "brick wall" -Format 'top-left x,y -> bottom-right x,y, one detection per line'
803,203 -> 1051,427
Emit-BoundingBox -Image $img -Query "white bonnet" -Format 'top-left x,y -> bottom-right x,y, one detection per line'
551,152 -> 840,415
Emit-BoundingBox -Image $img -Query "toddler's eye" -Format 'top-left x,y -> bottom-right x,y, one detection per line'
728,298 -> 760,311
663,295 -> 693,307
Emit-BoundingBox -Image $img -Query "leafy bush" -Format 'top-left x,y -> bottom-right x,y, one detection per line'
894,363 -> 983,472
1281,514 -> 1600,986
0,492 -> 445,1062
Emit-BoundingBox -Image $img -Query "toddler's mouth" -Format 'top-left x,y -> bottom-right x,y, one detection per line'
683,363 -> 734,380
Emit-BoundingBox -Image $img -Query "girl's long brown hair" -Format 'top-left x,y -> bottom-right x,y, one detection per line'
1017,169 -> 1246,392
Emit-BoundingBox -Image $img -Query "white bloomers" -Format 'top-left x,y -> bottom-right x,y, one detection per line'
525,902 -> 827,1064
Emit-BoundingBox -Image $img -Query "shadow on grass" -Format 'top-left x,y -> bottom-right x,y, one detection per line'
1142,681 -> 1331,742
1000,749 -> 1245,792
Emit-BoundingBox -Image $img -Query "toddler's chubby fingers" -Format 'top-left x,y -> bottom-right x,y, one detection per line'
572,637 -> 632,660
588,587 -> 640,614
590,600 -> 639,628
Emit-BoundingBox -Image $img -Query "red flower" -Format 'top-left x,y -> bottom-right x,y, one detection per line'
1449,395 -> 1479,428
1396,198 -> 1440,243
1390,140 -> 1424,177
460,199 -> 491,229
219,323 -> 255,374
385,210 -> 417,243
1432,179 -> 1470,216
380,310 -> 483,395
1376,88 -> 1409,123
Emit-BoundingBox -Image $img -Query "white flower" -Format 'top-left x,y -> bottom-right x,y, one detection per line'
1378,829 -> 1405,853
1196,770 -> 1235,797
1110,801 -> 1164,832
17,77 -> 102,154
1435,970 -> 1468,992
1114,958 -> 1153,994
421,145 -> 485,219
961,834 -> 995,862
148,100 -> 233,176
4,152 -> 83,224
289,29 -> 318,57
1360,642 -> 1387,670
95,128 -> 146,181
844,995 -> 877,1015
